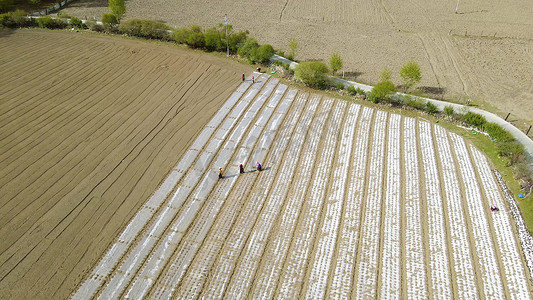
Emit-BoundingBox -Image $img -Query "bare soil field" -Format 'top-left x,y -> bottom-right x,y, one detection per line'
0,29 -> 249,299
71,73 -> 533,299
62,0 -> 533,133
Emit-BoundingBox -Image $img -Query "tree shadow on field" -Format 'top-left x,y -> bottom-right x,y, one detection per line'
342,71 -> 364,81
67,0 -> 108,9
418,86 -> 446,95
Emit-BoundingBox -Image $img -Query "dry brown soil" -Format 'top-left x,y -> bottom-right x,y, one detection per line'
62,0 -> 533,133
0,29 -> 250,299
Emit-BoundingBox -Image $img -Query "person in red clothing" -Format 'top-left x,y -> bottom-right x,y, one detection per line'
242,73 -> 245,81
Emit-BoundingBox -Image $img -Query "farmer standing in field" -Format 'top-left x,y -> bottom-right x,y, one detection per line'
239,164 -> 245,174
252,75 -> 255,83
218,168 -> 223,179
242,73 -> 245,81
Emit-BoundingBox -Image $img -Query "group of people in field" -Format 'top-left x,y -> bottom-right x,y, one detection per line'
218,162 -> 262,179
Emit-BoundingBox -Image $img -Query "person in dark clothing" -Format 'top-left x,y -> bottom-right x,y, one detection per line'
240,164 -> 245,174
218,168 -> 223,179
256,162 -> 262,171
242,73 -> 245,81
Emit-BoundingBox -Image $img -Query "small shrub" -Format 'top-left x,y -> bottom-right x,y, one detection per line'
336,82 -> 344,90
369,80 -> 396,103
464,112 -> 486,128
484,123 -> 514,143
69,16 -> 83,28
277,50 -> 285,57
407,97 -> 426,110
346,85 -> 356,95
294,61 -> 330,89
356,87 -> 365,95
86,20 -> 104,32
36,15 -> 54,28
102,13 -> 117,30
186,31 -> 205,48
426,101 -> 438,114
444,105 -> 454,116
273,60 -> 283,66
283,62 -> 291,70
173,27 -> 190,44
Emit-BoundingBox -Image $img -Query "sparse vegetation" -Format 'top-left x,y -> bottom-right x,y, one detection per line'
380,68 -> 392,82
336,82 -> 344,90
346,85 -> 356,95
425,101 -> 438,114
288,37 -> 298,60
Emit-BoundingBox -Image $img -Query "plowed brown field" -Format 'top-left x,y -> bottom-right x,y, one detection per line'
63,0 -> 533,132
0,29 -> 250,299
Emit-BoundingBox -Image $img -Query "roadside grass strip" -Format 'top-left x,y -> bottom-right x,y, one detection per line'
128,78 -> 284,299
223,95 -> 321,299
434,125 -> 478,298
449,133 -> 505,298
72,74 -> 257,299
276,100 -> 346,299
305,101 -> 357,299
251,96 -> 334,299
200,93 -> 308,299
380,113 -> 401,298
355,110 -> 388,298
96,74 -> 269,299
403,117 -> 428,298
329,106 -> 373,298
175,87 -> 297,298
419,122 -> 452,298
470,146 -> 530,299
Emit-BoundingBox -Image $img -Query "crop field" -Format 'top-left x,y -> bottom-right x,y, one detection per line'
72,73 -> 532,298
1,29 -> 532,299
63,0 -> 533,132
0,30 -> 248,299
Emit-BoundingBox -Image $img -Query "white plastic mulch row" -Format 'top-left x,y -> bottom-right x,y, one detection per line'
328,106 -> 373,299
198,93 -> 308,299
470,146 -> 530,299
403,117 -> 428,298
276,100 -> 347,299
380,113 -> 401,299
250,97 -> 334,299
449,133 -> 505,298
223,95 -> 321,299
96,75 -> 270,300
128,79 -> 286,299
355,110 -> 388,298
305,101 -> 357,299
433,125 -> 478,299
174,88 -> 298,299
493,170 -> 533,292
419,122 -> 452,298
72,74 -> 259,300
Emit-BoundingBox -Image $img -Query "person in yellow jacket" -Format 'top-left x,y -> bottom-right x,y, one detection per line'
218,168 -> 223,179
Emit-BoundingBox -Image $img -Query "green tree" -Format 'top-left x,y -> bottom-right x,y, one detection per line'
380,68 -> 392,82
288,37 -> 298,60
369,80 -> 397,103
254,44 -> 275,64
204,27 -> 222,51
329,52 -> 343,75
400,60 -> 421,91
227,30 -> 248,53
173,27 -> 191,44
109,0 -> 125,20
294,61 -> 330,89
237,37 -> 259,60
0,0 -> 14,13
